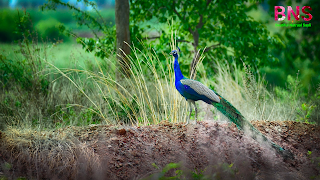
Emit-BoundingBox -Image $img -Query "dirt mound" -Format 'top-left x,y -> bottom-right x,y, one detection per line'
0,121 -> 319,179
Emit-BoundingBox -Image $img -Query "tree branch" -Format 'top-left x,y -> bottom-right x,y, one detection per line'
204,43 -> 221,52
146,36 -> 160,40
172,1 -> 196,35
195,0 -> 212,30
173,3 -> 195,35
177,39 -> 192,44
173,7 -> 184,21
196,14 -> 204,29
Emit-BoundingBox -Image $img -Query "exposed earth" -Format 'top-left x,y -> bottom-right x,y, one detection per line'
0,120 -> 320,180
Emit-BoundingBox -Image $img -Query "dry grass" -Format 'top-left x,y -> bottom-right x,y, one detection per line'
0,127 -> 76,179
44,28 -> 191,126
209,59 -> 299,122
0,126 -> 103,179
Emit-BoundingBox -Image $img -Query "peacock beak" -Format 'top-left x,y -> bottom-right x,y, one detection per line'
169,52 -> 173,55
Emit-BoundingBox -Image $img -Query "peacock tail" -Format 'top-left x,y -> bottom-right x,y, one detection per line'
212,92 -> 294,159
212,92 -> 245,128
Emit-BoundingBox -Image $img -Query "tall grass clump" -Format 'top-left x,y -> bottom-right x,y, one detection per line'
208,59 -> 301,122
310,85 -> 320,124
0,23 -> 51,130
52,34 -> 189,125
0,15 -> 103,130
0,15 -> 191,131
52,32 -> 304,126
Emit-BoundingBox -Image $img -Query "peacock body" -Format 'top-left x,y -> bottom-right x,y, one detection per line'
170,48 -> 294,159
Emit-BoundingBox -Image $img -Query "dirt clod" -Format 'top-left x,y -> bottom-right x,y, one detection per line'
117,129 -> 126,136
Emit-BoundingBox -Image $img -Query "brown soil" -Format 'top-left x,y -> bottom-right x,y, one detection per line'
0,120 -> 320,180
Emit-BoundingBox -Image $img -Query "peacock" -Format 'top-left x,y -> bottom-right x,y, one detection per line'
169,48 -> 294,159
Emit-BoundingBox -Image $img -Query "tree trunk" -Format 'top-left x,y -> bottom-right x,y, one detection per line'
115,0 -> 131,78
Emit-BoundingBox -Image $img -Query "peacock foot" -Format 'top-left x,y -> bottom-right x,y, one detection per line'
184,119 -> 189,126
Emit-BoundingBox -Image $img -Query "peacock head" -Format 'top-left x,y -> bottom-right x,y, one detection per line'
169,47 -> 181,58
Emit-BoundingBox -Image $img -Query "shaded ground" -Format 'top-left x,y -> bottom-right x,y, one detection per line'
0,120 -> 320,180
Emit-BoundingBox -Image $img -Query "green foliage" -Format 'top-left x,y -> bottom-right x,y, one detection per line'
309,87 -> 320,124
40,0 -> 143,61
308,150 -> 312,157
146,162 -> 183,180
267,0 -> 320,94
130,0 -> 281,75
260,66 -> 286,87
35,18 -> 69,41
104,95 -> 140,124
0,176 -> 7,180
3,162 -> 12,170
0,9 -> 32,42
146,162 -> 238,180
296,103 -> 316,124
0,7 -> 115,44
307,150 -> 320,179
53,104 -> 101,128
30,9 -> 75,24
213,163 -> 237,179
30,8 -> 115,26
0,9 -> 20,42
190,169 -> 206,180
41,0 -> 117,59
40,0 -> 281,77
274,74 -> 301,99
0,13 -> 49,93
273,73 -> 302,120
16,178 -> 27,180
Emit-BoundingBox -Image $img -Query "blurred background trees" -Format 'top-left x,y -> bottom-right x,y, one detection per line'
130,0 -> 280,79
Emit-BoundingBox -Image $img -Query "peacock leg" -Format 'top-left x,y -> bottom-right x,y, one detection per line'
186,100 -> 193,125
192,101 -> 197,122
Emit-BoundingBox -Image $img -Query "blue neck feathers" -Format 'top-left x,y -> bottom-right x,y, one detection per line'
174,55 -> 185,81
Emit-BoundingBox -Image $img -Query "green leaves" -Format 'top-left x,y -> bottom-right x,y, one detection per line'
267,0 -> 320,94
147,162 -> 183,180
41,0 -> 116,59
131,0 -> 278,74
296,103 -> 316,124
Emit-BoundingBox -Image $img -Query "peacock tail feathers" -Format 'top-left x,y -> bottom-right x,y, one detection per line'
212,92 -> 245,128
212,92 -> 294,159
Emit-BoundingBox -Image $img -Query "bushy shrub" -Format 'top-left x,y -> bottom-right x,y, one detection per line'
0,43 -> 49,94
29,10 -> 75,24
0,9 -> 21,42
35,18 -> 68,41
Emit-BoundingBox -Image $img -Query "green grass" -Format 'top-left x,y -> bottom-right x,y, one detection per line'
0,42 -> 96,69
0,8 -> 115,28
0,8 -> 115,43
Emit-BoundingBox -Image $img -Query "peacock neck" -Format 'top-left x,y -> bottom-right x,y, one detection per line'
174,56 -> 185,81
